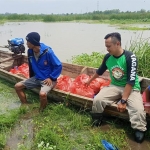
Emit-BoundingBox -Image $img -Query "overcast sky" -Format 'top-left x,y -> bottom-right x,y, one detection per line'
0,0 -> 149,14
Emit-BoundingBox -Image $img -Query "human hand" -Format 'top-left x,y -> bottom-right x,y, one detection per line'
84,80 -> 91,87
43,78 -> 52,86
117,101 -> 127,113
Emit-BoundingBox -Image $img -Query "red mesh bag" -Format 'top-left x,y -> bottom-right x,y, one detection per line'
100,79 -> 111,90
89,78 -> 106,94
75,85 -> 94,98
9,63 -> 29,78
74,74 -> 90,84
56,75 -> 73,92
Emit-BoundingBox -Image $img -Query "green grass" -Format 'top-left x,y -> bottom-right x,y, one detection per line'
0,77 -> 130,150
71,52 -> 105,68
118,26 -> 150,30
31,104 -> 130,150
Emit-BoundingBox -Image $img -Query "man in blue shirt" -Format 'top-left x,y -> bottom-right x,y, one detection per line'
15,32 -> 62,112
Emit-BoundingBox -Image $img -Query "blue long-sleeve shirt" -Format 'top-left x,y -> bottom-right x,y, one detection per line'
28,43 -> 62,81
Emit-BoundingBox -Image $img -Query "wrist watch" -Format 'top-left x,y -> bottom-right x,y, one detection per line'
121,99 -> 127,104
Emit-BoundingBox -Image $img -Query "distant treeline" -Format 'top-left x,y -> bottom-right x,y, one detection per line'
0,9 -> 150,22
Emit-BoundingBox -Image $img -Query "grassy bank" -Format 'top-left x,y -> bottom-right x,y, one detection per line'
0,77 -> 130,150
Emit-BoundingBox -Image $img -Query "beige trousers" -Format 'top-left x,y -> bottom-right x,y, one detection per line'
92,85 -> 147,131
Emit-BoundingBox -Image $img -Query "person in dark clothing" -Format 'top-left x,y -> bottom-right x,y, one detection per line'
15,32 -> 62,111
86,32 -> 147,143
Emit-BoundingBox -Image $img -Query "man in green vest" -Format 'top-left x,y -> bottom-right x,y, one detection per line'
86,32 -> 146,143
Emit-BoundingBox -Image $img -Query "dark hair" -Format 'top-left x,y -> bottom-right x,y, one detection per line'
104,32 -> 121,45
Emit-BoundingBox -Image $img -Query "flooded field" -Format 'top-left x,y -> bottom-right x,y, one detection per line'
0,22 -> 150,62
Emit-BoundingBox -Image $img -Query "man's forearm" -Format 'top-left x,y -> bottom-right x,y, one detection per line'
89,73 -> 99,82
122,84 -> 133,100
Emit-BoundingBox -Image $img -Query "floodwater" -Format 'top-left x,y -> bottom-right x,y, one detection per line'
0,22 -> 150,62
5,119 -> 33,150
4,109 -> 39,150
0,87 -> 21,115
4,119 -> 33,150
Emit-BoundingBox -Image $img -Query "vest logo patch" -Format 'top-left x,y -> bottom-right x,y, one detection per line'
44,60 -> 48,65
112,66 -> 124,80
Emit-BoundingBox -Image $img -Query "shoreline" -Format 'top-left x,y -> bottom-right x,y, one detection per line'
1,19 -> 150,31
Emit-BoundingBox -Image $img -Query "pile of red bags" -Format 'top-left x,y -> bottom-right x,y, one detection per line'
56,75 -> 73,92
55,74 -> 111,98
9,63 -> 29,78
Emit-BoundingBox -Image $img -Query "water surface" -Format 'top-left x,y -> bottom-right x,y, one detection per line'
0,22 -> 150,62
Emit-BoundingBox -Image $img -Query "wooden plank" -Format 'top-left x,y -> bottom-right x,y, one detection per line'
0,68 -> 25,83
61,62 -> 85,78
139,76 -> 144,82
0,55 -> 22,63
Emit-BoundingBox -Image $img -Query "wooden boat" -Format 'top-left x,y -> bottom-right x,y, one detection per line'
0,49 -> 150,121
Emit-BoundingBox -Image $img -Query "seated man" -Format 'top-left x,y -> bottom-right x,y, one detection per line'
15,32 -> 62,112
86,32 -> 147,143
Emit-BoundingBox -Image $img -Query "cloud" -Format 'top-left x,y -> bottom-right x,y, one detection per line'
0,0 -> 150,14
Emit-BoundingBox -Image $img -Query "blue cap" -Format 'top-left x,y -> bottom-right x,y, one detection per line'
26,32 -> 40,46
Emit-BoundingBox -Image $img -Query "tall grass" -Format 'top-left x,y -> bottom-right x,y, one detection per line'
1,11 -> 150,23
129,36 -> 150,77
72,37 -> 150,78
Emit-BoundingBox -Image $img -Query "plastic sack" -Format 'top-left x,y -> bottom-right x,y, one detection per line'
9,67 -> 21,74
101,140 -> 119,150
75,85 -> 95,98
9,63 -> 29,78
70,74 -> 94,97
100,79 -> 111,90
74,74 -> 90,84
18,63 -> 29,78
55,75 -> 73,92
89,78 -> 107,94
55,74 -> 110,98
69,82 -> 78,94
